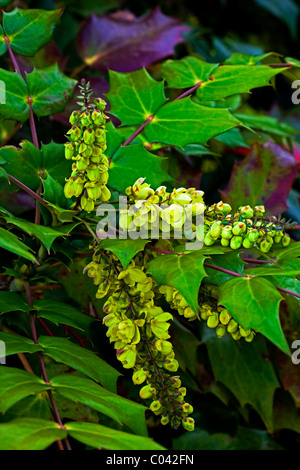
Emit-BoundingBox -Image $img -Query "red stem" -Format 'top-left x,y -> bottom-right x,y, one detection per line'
122,115 -> 155,147
148,245 -> 300,298
174,82 -> 202,101
24,282 -> 72,450
204,261 -> 245,277
6,39 -> 42,221
28,98 -> 39,149
64,325 -> 88,348
38,317 -> 54,336
7,173 -> 48,208
121,82 -> 202,147
241,257 -> 272,264
4,36 -> 22,76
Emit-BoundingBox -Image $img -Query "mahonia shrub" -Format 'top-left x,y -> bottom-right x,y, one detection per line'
0,1 -> 299,452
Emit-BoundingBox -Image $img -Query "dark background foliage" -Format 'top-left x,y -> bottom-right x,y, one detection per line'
0,0 -> 300,451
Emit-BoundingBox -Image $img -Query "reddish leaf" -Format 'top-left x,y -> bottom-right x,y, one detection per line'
77,7 -> 190,72
219,141 -> 299,215
276,350 -> 300,408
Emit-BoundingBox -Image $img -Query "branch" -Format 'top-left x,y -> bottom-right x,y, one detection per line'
122,115 -> 155,147
24,281 -> 72,450
148,245 -> 300,299
7,173 -> 48,208
121,82 -> 202,147
4,36 -> 22,75
27,97 -> 39,149
173,82 -> 201,101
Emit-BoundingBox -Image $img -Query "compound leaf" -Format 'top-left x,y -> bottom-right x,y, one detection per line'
144,98 -> 242,147
106,68 -> 166,126
2,8 -> 62,57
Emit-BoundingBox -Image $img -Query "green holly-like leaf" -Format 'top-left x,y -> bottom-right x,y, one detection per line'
146,251 -> 208,312
202,327 -> 280,431
99,238 -> 151,269
0,69 -> 29,122
65,421 -> 165,450
51,375 -> 148,436
223,52 -> 277,65
0,418 -> 67,450
0,140 -> 41,189
245,258 -> 300,278
161,56 -> 286,100
0,140 -> 72,196
144,98 -> 242,147
4,217 -> 78,252
197,65 -> 285,100
26,65 -> 77,117
1,8 -> 62,57
218,276 -> 289,354
0,367 -> 52,414
40,141 -> 73,207
42,174 -> 69,209
204,251 -> 246,286
0,166 -> 9,181
162,56 -> 219,88
270,241 -> 300,261
0,66 -> 76,123
0,227 -> 37,263
109,143 -> 171,193
267,275 -> 300,299
41,141 -> 72,187
106,68 -> 166,125
38,336 -> 120,393
105,121 -> 124,156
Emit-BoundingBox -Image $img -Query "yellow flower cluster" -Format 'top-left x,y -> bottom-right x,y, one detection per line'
84,250 -> 195,431
121,179 -> 290,253
159,285 -> 255,342
120,178 -> 205,238
204,203 -> 290,252
64,89 -> 111,212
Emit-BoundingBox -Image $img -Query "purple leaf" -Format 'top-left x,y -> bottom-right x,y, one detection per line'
219,141 -> 300,216
77,7 -> 190,72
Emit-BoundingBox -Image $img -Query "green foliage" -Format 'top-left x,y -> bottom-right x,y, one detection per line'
107,68 -> 166,125
0,0 -> 299,452
146,251 -> 208,312
0,8 -> 62,56
0,66 -> 76,122
162,56 -> 285,100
